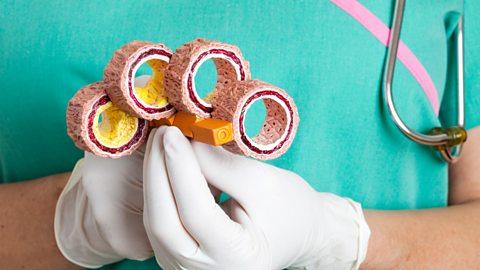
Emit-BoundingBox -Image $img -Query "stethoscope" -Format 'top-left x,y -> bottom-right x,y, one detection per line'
384,0 -> 467,163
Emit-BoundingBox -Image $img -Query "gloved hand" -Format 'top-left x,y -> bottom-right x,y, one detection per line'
54,143 -> 154,268
142,126 -> 370,270
54,75 -> 164,268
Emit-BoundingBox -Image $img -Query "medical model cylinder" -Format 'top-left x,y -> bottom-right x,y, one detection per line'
164,38 -> 251,119
104,41 -> 176,120
211,79 -> 299,160
66,82 -> 148,158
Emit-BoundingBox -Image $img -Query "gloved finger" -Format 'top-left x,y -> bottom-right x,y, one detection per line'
143,127 -> 198,256
191,141 -> 286,208
82,153 -> 152,259
163,127 -> 244,253
83,150 -> 144,212
77,180 -> 153,260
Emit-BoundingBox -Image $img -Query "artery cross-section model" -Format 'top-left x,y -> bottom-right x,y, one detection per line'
164,38 -> 251,119
104,41 -> 175,120
67,39 -> 299,160
66,81 -> 148,158
212,80 -> 299,160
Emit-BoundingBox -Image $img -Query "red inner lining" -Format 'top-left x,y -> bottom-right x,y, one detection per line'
127,48 -> 174,114
238,91 -> 294,155
187,49 -> 246,113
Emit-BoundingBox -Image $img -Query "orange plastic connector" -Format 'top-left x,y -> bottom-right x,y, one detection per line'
172,112 -> 202,138
150,115 -> 176,127
149,111 -> 234,146
192,118 -> 233,146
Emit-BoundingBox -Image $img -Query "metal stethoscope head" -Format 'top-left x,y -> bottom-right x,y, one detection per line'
384,0 -> 467,163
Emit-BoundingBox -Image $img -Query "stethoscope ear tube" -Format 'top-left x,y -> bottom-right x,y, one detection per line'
383,0 -> 466,163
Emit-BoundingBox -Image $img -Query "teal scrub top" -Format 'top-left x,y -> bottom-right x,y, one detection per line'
1,1 -> 479,269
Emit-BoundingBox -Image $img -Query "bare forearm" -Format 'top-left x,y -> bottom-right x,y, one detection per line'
361,200 -> 480,269
0,173 -> 83,270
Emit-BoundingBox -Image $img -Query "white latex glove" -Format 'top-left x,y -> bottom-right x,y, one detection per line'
54,75 -> 164,268
54,145 -> 153,268
143,126 -> 370,270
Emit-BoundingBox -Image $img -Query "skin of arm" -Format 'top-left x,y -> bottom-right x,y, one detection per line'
0,172 -> 83,270
361,126 -> 480,269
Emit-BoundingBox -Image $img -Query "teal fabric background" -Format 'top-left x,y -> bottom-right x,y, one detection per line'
1,1 -> 479,269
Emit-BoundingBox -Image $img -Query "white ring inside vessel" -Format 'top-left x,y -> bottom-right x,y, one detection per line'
127,50 -> 170,109
239,90 -> 292,151
86,101 -> 140,155
190,52 -> 243,110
